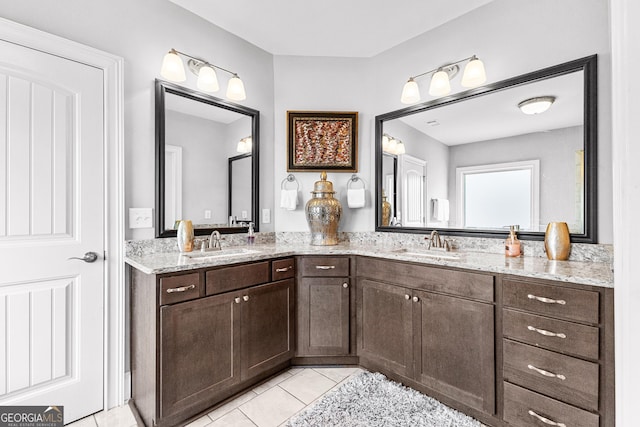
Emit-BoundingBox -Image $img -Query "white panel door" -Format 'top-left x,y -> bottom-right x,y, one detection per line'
0,38 -> 104,423
400,155 -> 427,227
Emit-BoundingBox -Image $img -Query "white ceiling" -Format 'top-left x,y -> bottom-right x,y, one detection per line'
168,0 -> 496,57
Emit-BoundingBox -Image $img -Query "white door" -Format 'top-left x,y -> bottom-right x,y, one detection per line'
0,38 -> 104,423
400,155 -> 427,227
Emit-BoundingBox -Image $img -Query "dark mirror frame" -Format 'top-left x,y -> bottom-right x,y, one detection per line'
375,55 -> 597,243
228,152 -> 252,224
155,79 -> 260,237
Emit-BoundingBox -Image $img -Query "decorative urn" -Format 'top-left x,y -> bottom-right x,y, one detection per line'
381,189 -> 392,226
305,171 -> 342,245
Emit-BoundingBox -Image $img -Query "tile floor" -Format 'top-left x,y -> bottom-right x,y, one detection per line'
68,366 -> 363,427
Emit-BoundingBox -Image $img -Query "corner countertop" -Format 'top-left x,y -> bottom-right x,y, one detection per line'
124,243 -> 613,288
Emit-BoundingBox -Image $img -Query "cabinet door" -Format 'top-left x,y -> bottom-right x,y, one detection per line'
241,279 -> 294,380
414,291 -> 495,414
357,279 -> 413,378
159,292 -> 241,418
297,277 -> 350,356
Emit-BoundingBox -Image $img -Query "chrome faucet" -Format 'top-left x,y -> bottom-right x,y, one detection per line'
208,230 -> 222,250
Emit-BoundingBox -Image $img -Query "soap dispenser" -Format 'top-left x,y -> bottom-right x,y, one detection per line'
505,225 -> 521,257
247,222 -> 255,245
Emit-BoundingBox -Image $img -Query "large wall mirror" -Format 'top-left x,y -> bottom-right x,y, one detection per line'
375,55 -> 597,242
155,79 -> 259,237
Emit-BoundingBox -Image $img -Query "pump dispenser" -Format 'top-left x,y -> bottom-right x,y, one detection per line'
247,222 -> 255,245
505,225 -> 521,257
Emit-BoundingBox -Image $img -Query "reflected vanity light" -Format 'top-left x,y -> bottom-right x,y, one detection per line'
401,55 -> 486,104
160,48 -> 247,101
382,133 -> 405,155
236,136 -> 252,153
518,96 -> 556,115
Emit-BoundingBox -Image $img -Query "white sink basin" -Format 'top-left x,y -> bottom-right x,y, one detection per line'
393,249 -> 460,260
181,248 -> 260,260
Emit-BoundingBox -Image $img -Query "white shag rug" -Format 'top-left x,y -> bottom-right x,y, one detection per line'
285,371 -> 485,427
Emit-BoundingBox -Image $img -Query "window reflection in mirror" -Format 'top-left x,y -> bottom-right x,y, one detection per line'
376,56 -> 597,242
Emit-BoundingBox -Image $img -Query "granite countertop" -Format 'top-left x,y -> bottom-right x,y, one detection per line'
124,243 -> 614,288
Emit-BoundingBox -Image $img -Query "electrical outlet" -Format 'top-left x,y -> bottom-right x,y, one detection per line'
129,208 -> 153,228
262,208 -> 271,224
241,210 -> 248,219
204,210 -> 212,219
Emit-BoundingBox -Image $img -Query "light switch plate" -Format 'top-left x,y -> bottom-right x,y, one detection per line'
262,208 -> 270,224
129,208 -> 153,228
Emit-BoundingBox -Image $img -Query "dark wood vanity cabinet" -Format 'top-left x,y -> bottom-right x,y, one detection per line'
356,257 -> 496,417
295,256 -> 354,359
131,258 -> 295,427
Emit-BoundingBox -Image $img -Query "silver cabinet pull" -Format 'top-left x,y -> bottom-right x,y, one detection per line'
528,410 -> 566,427
527,325 -> 566,339
243,295 -> 250,302
276,266 -> 293,272
342,283 -> 349,288
235,297 -> 241,304
404,294 -> 411,300
315,265 -> 336,270
527,364 -> 566,380
412,296 -> 419,303
67,251 -> 99,263
527,294 -> 566,305
166,284 -> 196,293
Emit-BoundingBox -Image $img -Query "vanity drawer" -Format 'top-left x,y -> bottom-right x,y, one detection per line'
205,261 -> 270,295
503,339 -> 599,411
503,279 -> 599,324
160,273 -> 201,305
503,382 -> 599,427
357,257 -> 494,302
272,258 -> 295,281
503,309 -> 599,360
298,256 -> 350,277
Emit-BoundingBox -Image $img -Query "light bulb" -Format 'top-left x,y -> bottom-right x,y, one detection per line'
395,141 -> 406,155
461,56 -> 487,88
197,65 -> 219,92
429,70 -> 451,97
226,75 -> 246,101
401,78 -> 421,104
160,50 -> 186,82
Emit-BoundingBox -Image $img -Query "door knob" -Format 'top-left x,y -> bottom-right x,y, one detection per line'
67,251 -> 99,263
412,296 -> 419,303
404,294 -> 411,300
243,295 -> 250,302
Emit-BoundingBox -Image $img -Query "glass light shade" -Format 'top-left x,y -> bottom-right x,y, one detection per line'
461,57 -> 487,88
197,65 -> 219,92
428,70 -> 451,97
395,141 -> 406,155
236,137 -> 252,153
382,134 -> 390,152
400,78 -> 421,104
387,138 -> 398,154
518,96 -> 556,115
160,51 -> 186,82
226,75 -> 246,101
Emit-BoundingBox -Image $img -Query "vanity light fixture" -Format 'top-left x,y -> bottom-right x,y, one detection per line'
160,48 -> 247,101
518,96 -> 556,115
382,133 -> 405,155
236,136 -> 252,153
401,55 -> 487,104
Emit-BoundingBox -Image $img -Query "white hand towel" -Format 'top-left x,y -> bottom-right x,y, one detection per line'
280,189 -> 298,210
433,198 -> 450,221
347,188 -> 366,208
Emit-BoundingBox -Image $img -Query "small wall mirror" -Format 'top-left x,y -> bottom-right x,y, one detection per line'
375,55 -> 597,242
155,79 -> 259,237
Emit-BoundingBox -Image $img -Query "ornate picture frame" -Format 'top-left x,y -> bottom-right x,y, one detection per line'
287,111 -> 358,172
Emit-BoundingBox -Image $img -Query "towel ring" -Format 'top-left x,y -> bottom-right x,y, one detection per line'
281,174 -> 300,190
347,174 -> 365,190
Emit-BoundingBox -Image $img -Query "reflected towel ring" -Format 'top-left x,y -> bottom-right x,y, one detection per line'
281,174 -> 300,190
347,174 -> 365,190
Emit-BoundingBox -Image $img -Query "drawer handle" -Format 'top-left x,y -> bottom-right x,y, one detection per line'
235,297 -> 241,304
404,294 -> 411,300
527,325 -> 567,339
276,266 -> 293,272
527,364 -> 567,381
528,410 -> 567,427
527,293 -> 566,305
343,283 -> 349,288
412,296 -> 420,303
243,295 -> 250,302
315,265 -> 336,270
166,284 -> 196,293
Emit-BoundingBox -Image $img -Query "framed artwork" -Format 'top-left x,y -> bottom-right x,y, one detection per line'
287,111 -> 358,172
